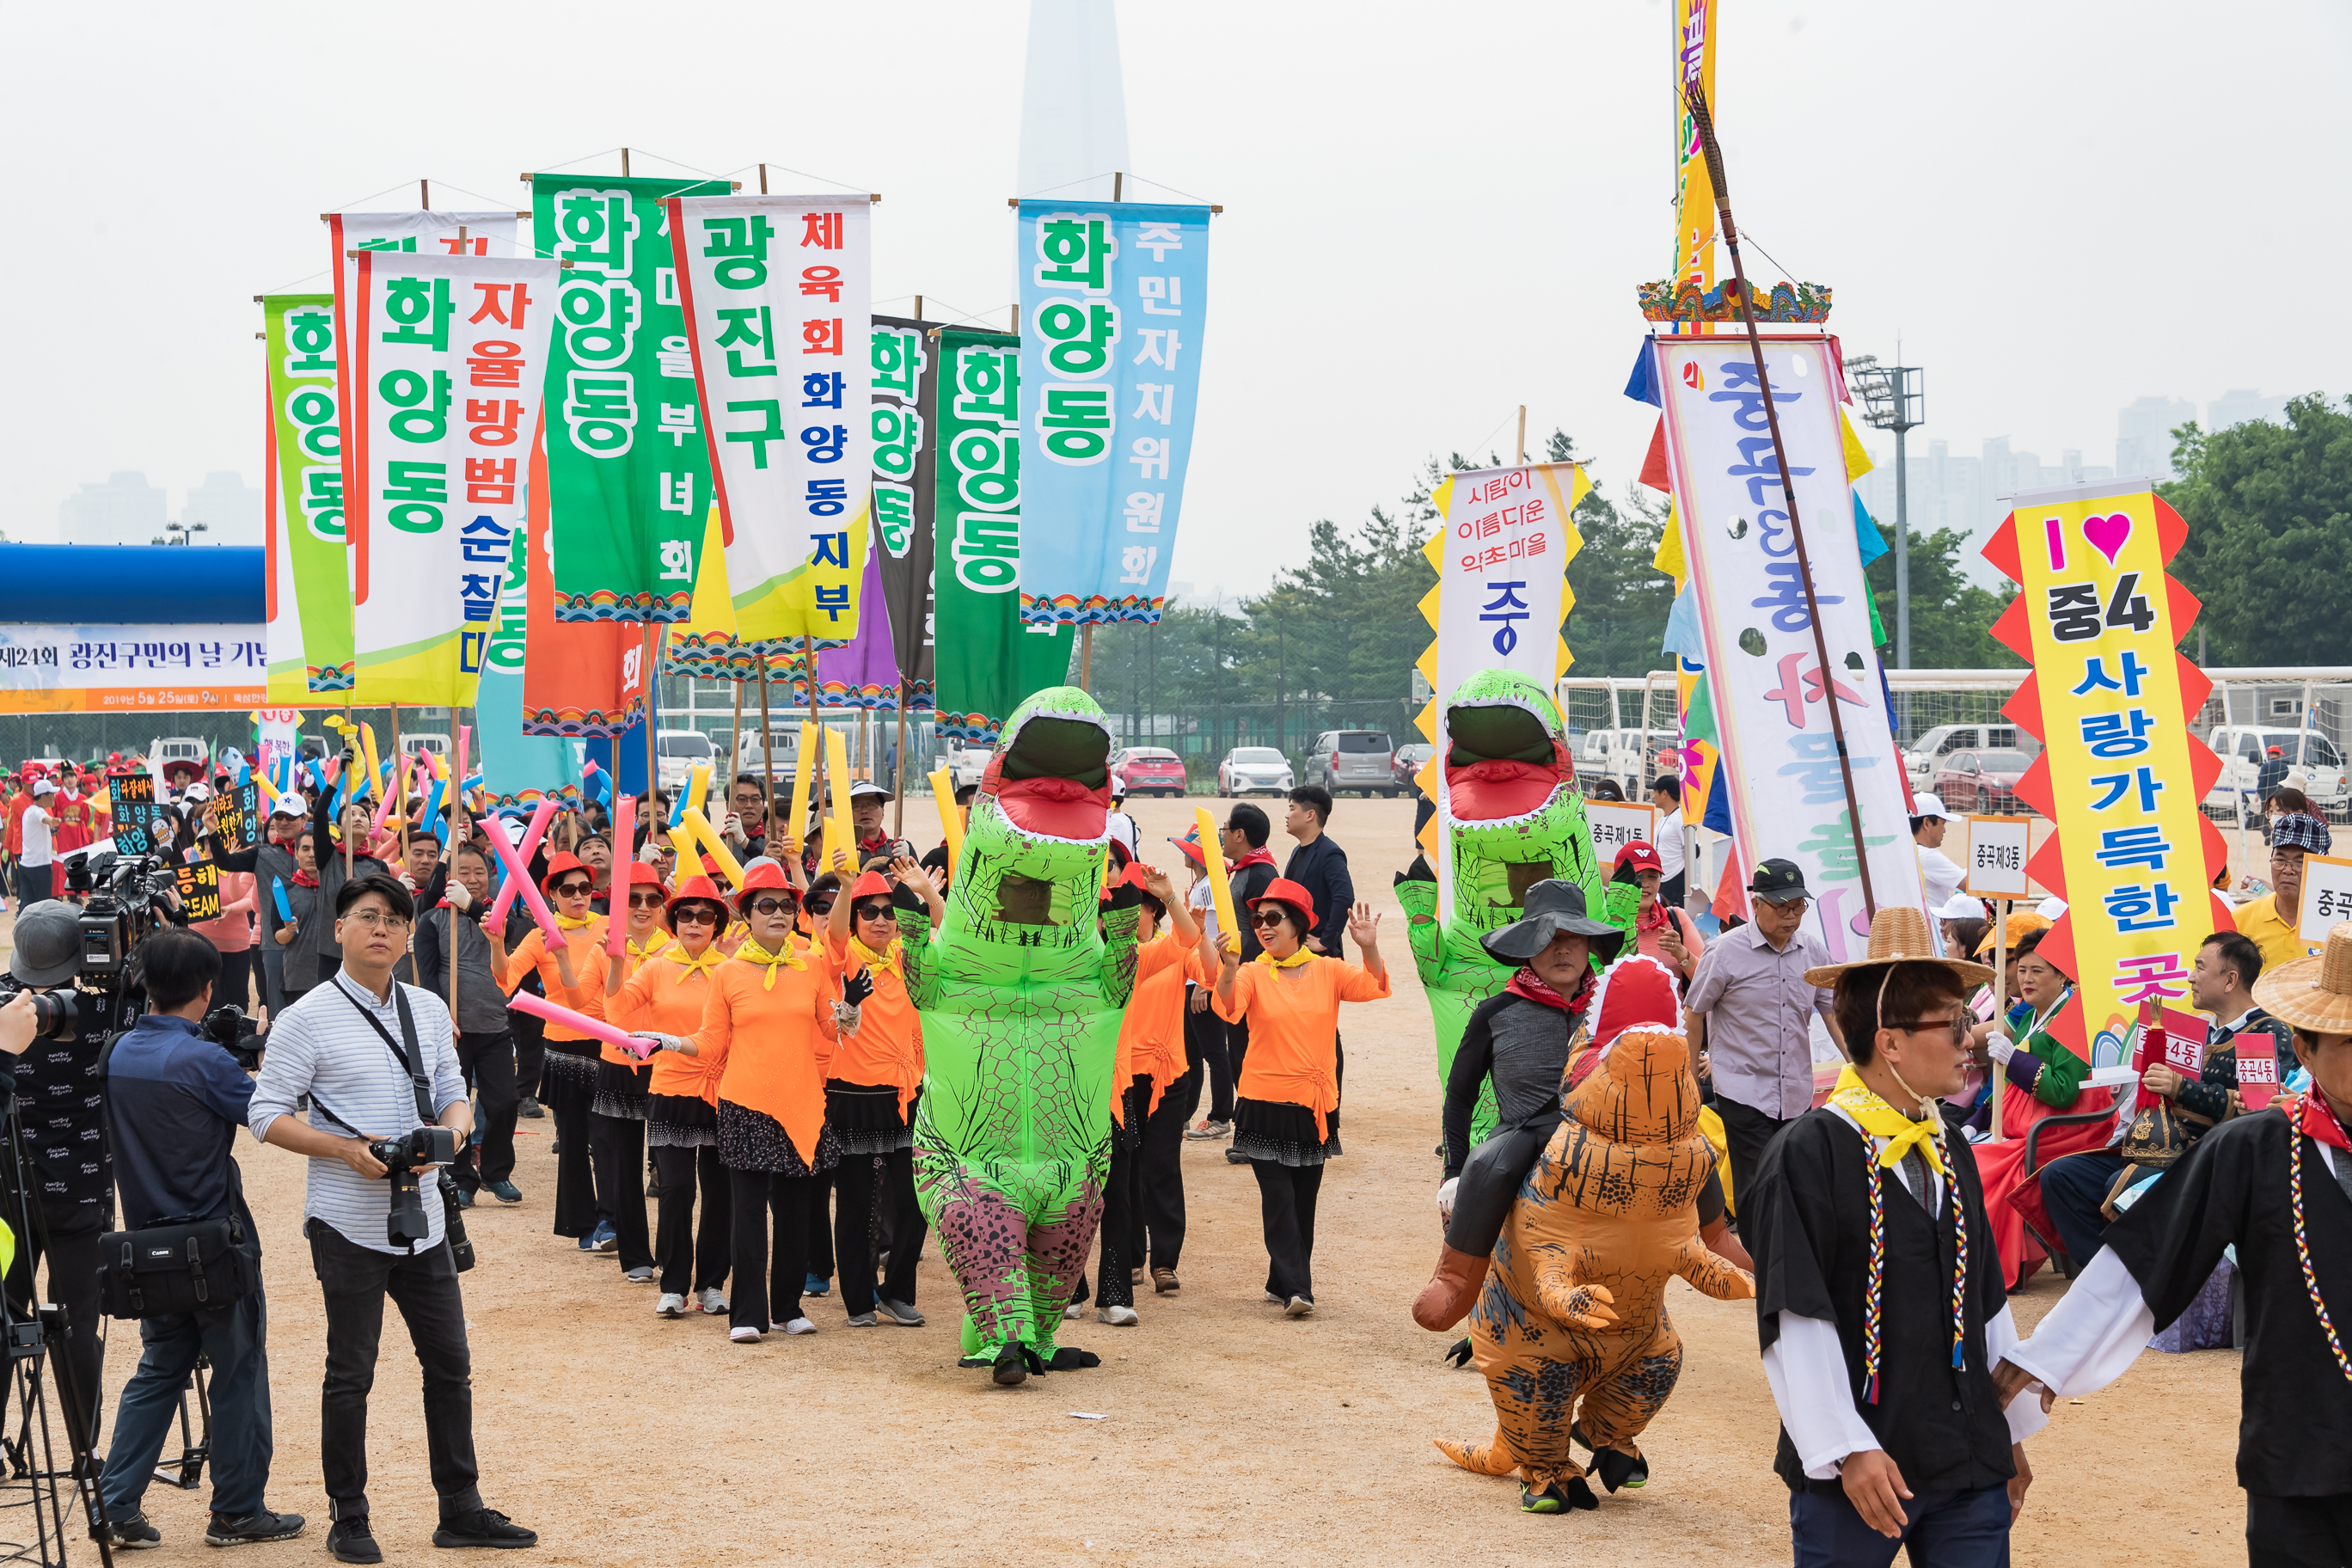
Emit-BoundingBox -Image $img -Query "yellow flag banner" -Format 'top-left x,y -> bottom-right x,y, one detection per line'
1671,0 -> 1719,300
1984,482 -> 2229,1065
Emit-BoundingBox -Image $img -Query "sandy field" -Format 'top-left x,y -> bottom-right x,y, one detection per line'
4,793 -> 2249,1565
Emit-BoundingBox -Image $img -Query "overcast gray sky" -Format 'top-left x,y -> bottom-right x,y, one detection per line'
5,0 -> 2345,599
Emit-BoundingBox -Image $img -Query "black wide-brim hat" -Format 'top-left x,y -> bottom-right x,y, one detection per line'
1479,879 -> 1626,966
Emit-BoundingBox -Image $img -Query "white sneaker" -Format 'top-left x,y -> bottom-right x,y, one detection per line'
1285,1295 -> 1314,1319
781,1317 -> 817,1336
654,1293 -> 687,1318
699,1288 -> 730,1314
1098,1305 -> 1138,1326
1064,1303 -> 1082,1320
729,1326 -> 763,1344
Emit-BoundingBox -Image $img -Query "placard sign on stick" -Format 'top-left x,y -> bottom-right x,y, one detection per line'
2160,1006 -> 2208,1074
206,782 -> 263,852
1584,801 -> 1659,868
2296,852 -> 2352,946
1964,814 -> 2033,900
175,857 -> 222,922
2236,1037 -> 2281,1110
108,775 -> 156,857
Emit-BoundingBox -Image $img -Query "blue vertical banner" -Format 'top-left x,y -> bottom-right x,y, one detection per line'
1014,199 -> 1211,625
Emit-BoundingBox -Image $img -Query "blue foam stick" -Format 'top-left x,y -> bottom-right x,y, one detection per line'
272,878 -> 293,922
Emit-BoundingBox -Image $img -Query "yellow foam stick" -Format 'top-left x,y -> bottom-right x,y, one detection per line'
684,760 -> 712,824
928,765 -> 962,870
787,722 -> 818,857
666,824 -> 712,882
1195,805 -> 1238,951
253,769 -> 279,805
679,808 -> 747,889
824,726 -> 854,868
358,723 -> 382,803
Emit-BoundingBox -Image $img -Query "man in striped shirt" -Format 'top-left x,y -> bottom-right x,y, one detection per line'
248,872 -> 537,1564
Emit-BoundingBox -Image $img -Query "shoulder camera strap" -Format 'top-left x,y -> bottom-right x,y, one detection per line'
335,980 -> 435,1127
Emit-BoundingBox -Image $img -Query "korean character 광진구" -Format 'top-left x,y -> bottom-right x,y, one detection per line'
722,399 -> 787,469
1035,299 -> 1118,377
717,307 -> 777,378
701,214 -> 776,289
381,275 -> 453,351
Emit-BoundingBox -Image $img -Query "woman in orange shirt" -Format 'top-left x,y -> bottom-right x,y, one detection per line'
492,851 -> 613,1253
1092,861 -> 1201,1321
612,874 -> 734,1319
1212,877 -> 1390,1318
678,863 -> 859,1343
821,857 -> 944,1327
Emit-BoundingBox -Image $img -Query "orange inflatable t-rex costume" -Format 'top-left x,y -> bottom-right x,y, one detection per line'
1418,955 -> 1755,1513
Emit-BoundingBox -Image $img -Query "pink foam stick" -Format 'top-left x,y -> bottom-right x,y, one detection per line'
452,726 -> 470,807
606,794 -> 634,957
483,798 -> 563,939
506,989 -> 652,1061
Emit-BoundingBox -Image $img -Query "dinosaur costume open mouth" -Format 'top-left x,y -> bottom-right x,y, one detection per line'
1447,701 -> 1571,824
984,714 -> 1112,842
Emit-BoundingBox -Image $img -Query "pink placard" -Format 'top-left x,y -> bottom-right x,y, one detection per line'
2235,1037 -> 2281,1110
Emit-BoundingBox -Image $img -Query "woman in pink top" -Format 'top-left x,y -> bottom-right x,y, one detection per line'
1611,842 -> 1703,989
189,854 -> 258,1013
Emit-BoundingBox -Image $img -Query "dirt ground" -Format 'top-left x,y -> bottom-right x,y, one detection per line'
10,794 -> 2251,1565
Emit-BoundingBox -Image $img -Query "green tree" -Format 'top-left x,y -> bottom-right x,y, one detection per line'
2160,395 -> 2352,665
1549,430 -> 1680,678
1863,523 -> 2023,669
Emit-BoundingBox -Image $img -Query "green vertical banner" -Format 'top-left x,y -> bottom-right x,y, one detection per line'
530,172 -> 732,621
932,328 -> 1071,742
260,293 -> 354,697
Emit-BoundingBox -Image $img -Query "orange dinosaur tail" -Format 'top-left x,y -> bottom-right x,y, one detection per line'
1434,1434 -> 1519,1476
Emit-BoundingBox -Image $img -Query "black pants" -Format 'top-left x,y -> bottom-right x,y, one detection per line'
13,862 -> 51,908
1717,1095 -> 1799,1221
1250,1159 -> 1325,1303
728,1170 -> 815,1331
1141,1060 -> 1196,1270
1183,993 -> 1234,1124
303,1222 -> 480,1523
450,1030 -> 518,1192
1097,1115 -> 1146,1309
2249,1491 -> 2352,1567
805,1168 -> 836,1281
652,1146 -> 731,1295
214,947 -> 253,1013
8,1200 -> 105,1456
512,1021 -> 546,1101
589,1112 -> 652,1271
545,1056 -> 601,1240
835,1148 -> 923,1314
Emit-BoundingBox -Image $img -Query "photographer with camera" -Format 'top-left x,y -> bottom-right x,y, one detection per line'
95,926 -> 303,1548
248,873 -> 536,1563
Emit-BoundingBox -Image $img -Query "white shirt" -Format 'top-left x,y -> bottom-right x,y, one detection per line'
1917,842 -> 1965,905
19,804 -> 52,867
1656,809 -> 1686,879
1188,876 -> 1221,947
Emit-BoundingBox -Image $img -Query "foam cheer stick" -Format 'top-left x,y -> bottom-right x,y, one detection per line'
678,807 -> 746,888
787,722 -> 818,856
928,766 -> 963,871
482,798 -> 563,940
272,878 -> 293,922
824,726 -> 854,867
1195,805 -> 1239,951
506,989 -> 652,1062
606,794 -> 634,957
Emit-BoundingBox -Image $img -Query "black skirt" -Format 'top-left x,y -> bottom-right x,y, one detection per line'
539,1048 -> 599,1118
1231,1097 -> 1342,1167
591,1059 -> 654,1121
717,1098 -> 840,1177
824,1079 -> 913,1155
646,1091 -> 717,1148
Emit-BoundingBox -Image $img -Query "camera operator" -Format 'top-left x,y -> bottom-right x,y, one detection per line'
95,927 -> 303,1548
4,899 -> 130,1458
247,873 -> 535,1562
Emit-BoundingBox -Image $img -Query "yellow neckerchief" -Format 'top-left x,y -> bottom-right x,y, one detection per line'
627,931 -> 673,963
1826,1063 -> 1948,1176
555,911 -> 597,932
667,941 -> 726,983
850,933 -> 902,979
734,934 -> 805,989
1256,946 -> 1317,971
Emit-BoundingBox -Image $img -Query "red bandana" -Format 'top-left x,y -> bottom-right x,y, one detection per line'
1230,848 -> 1277,873
1635,898 -> 1672,935
291,870 -> 320,889
1506,967 -> 1596,1014
2297,1088 -> 2352,1154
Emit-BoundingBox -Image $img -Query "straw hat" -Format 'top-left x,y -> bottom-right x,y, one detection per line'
1803,904 -> 1994,989
2251,922 -> 2352,1037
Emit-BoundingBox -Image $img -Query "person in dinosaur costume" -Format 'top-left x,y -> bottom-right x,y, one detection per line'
1395,670 -> 1620,1147
1416,952 -> 1755,1514
893,687 -> 1142,1387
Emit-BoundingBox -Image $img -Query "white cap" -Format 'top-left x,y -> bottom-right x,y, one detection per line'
271,792 -> 309,818
2037,896 -> 2067,921
1110,775 -> 1129,799
181,782 -> 212,804
1910,793 -> 1952,821
1932,891 -> 1986,921
31,779 -> 55,798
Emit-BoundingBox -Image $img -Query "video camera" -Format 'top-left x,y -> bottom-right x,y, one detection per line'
202,1004 -> 265,1073
371,1127 -> 460,1250
64,848 -> 185,978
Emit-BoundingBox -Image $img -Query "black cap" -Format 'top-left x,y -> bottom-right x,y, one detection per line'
1748,857 -> 1810,904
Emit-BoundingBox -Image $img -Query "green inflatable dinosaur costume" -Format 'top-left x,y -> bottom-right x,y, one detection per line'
897,687 -> 1142,1386
1394,670 -> 1626,1145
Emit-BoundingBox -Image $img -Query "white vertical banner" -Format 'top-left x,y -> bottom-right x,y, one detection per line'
346,250 -> 557,705
1653,334 -> 1924,957
669,193 -> 874,647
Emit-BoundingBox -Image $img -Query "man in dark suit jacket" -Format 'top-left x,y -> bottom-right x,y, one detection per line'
1281,786 -> 1354,960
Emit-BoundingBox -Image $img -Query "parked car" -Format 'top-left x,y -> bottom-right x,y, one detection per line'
2204,725 -> 2349,811
948,744 -> 993,790
1574,729 -> 1675,793
1111,746 -> 1189,798
733,726 -> 801,781
1392,741 -> 1433,794
1905,723 -> 2035,784
1216,746 -> 1293,797
1932,749 -> 2035,813
404,732 -> 450,763
1303,730 -> 1395,796
656,728 -> 716,793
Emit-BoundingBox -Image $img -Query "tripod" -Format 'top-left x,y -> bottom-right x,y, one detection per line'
147,1357 -> 210,1494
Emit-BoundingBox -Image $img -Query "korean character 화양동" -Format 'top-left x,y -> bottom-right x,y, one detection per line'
801,372 -> 844,409
301,468 -> 344,537
286,386 -> 338,462
381,276 -> 453,351
802,316 -> 846,358
722,400 -> 786,469
805,479 -> 848,518
1033,215 -> 1112,292
565,371 -> 637,456
467,340 -> 524,389
799,265 -> 842,304
872,405 -> 921,478
657,403 -> 700,450
465,457 -> 518,505
951,428 -> 1019,510
1038,387 -> 1112,463
283,305 -> 335,377
701,214 -> 776,290
716,307 -> 777,378
800,423 -> 848,463
556,191 -> 635,276
469,281 -> 532,330
952,348 -> 1018,426
379,369 -> 451,444
466,398 -> 524,446
561,279 -> 640,367
873,328 -> 924,399
382,461 -> 448,535
1035,299 -> 1118,377
873,481 -> 915,553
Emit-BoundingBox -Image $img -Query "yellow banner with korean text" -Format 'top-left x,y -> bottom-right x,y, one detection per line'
1984,481 -> 2229,1066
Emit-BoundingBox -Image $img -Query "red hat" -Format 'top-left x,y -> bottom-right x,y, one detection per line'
665,874 -> 731,928
540,852 -> 591,891
1246,876 -> 1318,929
736,859 -> 799,913
1588,953 -> 1683,1045
624,861 -> 666,891
848,869 -> 894,903
1613,840 -> 1664,877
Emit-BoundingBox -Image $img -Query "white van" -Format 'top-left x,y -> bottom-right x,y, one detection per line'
1575,729 -> 1675,793
733,726 -> 802,781
404,733 -> 450,761
657,729 -> 717,793
2206,726 -> 2349,810
1905,724 -> 2037,783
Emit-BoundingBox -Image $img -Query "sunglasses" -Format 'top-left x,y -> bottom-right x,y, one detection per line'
627,891 -> 665,910
803,897 -> 835,916
853,901 -> 894,922
1251,908 -> 1292,928
552,879 -> 594,897
672,907 -> 719,926
748,896 -> 797,916
1892,1015 -> 1969,1043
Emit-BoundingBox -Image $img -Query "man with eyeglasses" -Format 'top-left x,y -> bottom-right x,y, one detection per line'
249,873 -> 537,1563
1684,858 -> 1847,1211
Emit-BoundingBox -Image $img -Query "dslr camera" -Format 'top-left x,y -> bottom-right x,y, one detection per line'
370,1127 -> 460,1250
0,984 -> 78,1043
202,1005 -> 265,1073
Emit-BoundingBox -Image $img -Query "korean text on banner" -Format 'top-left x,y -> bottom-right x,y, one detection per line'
520,435 -> 649,738
261,294 -> 355,698
1670,0 -> 1718,300
1983,480 -> 2226,1063
873,315 -> 939,705
669,193 -> 873,648
1587,801 -> 1659,867
932,328 -> 1072,743
346,251 -> 554,706
1964,814 -> 2034,901
0,628 -> 264,714
1014,199 -> 1211,626
533,174 -> 732,622
1652,334 -> 1925,956
2299,854 -> 2352,946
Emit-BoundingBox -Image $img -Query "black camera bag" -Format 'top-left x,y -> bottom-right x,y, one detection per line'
95,1032 -> 260,1320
